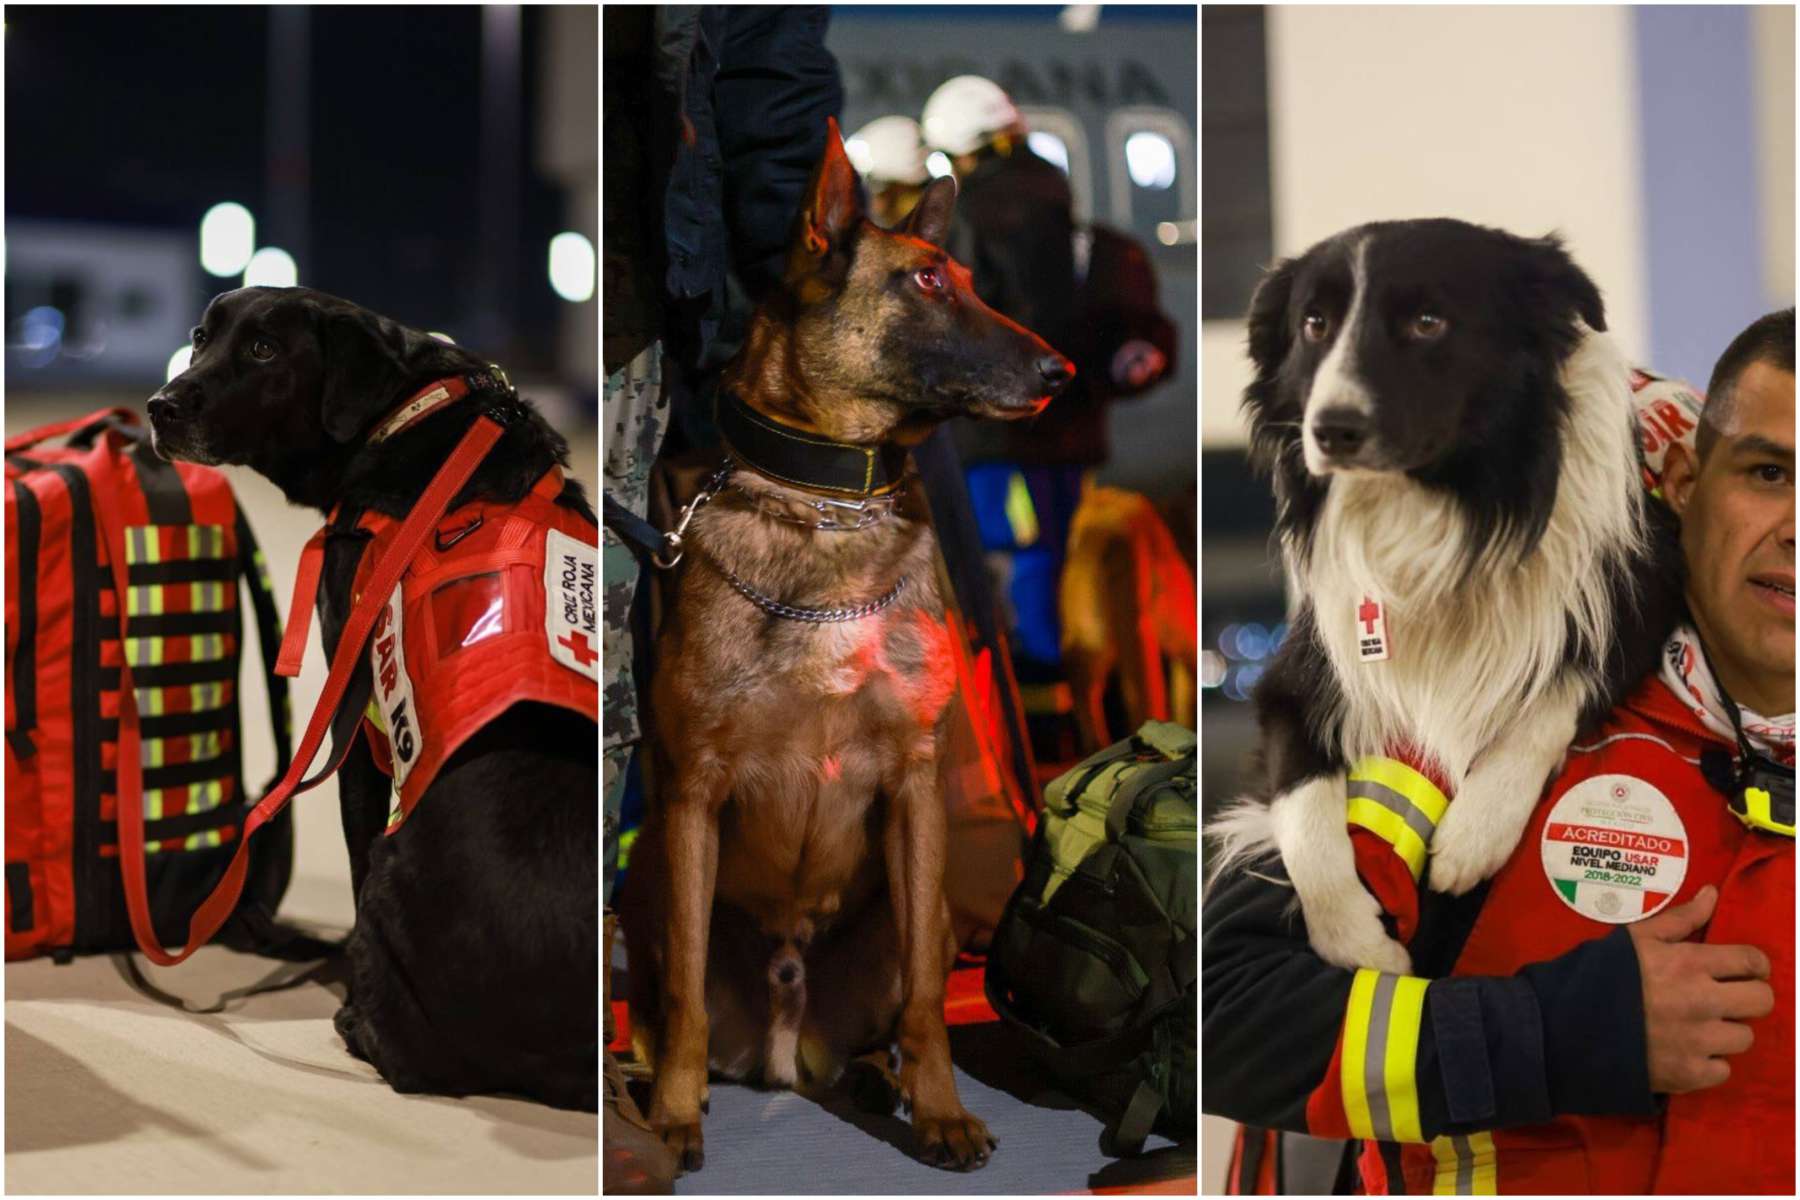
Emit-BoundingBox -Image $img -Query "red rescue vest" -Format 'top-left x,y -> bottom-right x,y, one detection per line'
280,464 -> 598,835
354,466 -> 598,831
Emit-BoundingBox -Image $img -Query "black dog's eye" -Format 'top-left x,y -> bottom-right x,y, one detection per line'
913,266 -> 945,294
1301,311 -> 1330,342
191,329 -> 208,349
1407,313 -> 1449,340
250,337 -> 277,361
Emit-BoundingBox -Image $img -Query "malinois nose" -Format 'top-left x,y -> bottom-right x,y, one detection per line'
1037,354 -> 1075,394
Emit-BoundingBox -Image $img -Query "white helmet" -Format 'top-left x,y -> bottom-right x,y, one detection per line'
844,116 -> 929,186
921,75 -> 1023,156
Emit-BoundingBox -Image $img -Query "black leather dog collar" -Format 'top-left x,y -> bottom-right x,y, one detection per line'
716,390 -> 906,498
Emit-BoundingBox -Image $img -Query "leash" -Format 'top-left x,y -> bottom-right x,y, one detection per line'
94,402 -> 521,966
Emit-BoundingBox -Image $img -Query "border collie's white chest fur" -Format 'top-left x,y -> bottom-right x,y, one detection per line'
1301,328 -> 1644,784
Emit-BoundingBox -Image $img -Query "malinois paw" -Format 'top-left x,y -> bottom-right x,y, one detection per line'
654,1119 -> 705,1175
845,1055 -> 903,1115
914,1111 -> 998,1171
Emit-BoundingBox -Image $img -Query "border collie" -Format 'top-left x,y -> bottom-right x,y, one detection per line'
1211,218 -> 1683,972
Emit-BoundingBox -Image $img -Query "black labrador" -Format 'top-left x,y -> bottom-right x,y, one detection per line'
148,286 -> 598,1110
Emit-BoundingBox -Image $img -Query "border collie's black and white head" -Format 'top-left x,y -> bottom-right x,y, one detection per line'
1244,218 -> 1611,564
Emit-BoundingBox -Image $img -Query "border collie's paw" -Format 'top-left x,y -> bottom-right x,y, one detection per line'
1426,801 -> 1517,894
1306,886 -> 1412,975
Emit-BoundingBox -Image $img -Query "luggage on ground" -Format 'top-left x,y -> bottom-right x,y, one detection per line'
985,719 -> 1197,1155
5,407 -> 296,961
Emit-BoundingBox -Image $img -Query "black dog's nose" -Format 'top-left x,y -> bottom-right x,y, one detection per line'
776,963 -> 799,986
1037,354 -> 1074,393
1311,407 -> 1371,457
147,384 -> 195,423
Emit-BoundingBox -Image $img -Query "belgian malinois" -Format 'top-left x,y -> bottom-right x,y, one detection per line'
618,118 -> 1073,1174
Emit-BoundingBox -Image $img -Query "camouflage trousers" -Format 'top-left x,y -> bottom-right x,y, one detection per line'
603,343 -> 670,903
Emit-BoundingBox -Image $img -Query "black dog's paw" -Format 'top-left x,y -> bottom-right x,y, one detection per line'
333,1003 -> 370,1062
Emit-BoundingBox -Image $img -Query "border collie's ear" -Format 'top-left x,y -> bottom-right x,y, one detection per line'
1246,257 -> 1298,375
1528,235 -> 1607,333
899,175 -> 956,246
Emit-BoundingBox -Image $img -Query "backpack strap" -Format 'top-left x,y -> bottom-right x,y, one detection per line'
233,504 -> 293,784
7,478 -> 41,757
4,406 -> 138,454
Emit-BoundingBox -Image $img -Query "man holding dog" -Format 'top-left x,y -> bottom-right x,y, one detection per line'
1203,310 -> 1794,1194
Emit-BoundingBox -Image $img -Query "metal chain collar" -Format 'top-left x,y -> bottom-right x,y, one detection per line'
713,554 -> 907,623
725,482 -> 902,531
655,459 -> 909,622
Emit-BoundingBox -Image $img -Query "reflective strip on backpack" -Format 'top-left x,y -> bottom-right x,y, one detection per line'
135,682 -> 232,715
1430,1130 -> 1497,1193
1342,968 -> 1429,1143
1347,757 -> 1450,881
124,634 -> 230,666
125,524 -> 230,564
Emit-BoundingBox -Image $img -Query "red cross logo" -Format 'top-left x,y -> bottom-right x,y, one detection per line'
558,630 -> 599,666
1358,598 -> 1381,635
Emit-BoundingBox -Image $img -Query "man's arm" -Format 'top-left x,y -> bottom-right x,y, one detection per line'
1201,850 -> 1659,1141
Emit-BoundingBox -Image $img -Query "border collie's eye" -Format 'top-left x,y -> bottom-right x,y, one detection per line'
913,266 -> 944,293
250,337 -> 277,361
1301,312 -> 1330,342
1409,313 -> 1448,340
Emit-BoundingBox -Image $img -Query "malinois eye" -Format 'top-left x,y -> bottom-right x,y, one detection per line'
1407,312 -> 1449,340
1301,311 -> 1330,342
250,337 -> 277,361
913,266 -> 945,294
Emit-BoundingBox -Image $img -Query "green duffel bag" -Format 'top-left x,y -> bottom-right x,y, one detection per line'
984,720 -> 1197,1156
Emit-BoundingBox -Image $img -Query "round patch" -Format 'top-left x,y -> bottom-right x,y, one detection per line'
1540,774 -> 1688,924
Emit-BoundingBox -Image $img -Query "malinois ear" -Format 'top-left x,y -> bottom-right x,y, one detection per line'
797,116 -> 864,262
899,174 -> 957,247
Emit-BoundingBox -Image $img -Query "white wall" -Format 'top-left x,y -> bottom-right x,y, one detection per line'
1752,2 -> 1797,307
1202,5 -> 1647,447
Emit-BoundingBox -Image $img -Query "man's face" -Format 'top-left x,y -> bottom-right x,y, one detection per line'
1664,359 -> 1797,713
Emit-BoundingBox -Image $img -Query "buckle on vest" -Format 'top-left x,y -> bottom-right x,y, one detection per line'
1728,756 -> 1796,838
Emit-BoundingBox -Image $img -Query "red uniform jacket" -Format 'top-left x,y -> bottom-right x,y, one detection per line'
1316,677 -> 1795,1193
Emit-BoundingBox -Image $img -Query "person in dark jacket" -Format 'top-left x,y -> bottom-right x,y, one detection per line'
921,74 -> 1177,687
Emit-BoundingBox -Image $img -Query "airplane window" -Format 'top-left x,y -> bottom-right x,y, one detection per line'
1027,131 -> 1071,176
1125,131 -> 1177,190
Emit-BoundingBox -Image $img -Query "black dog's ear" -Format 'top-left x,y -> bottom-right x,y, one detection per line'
898,175 -> 957,246
1245,257 -> 1299,376
1526,235 -> 1607,333
318,308 -> 465,444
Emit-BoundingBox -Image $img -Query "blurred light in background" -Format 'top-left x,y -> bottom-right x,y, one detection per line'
1200,649 -> 1228,689
843,135 -> 875,175
165,344 -> 192,382
1058,6 -> 1101,33
199,202 -> 255,277
244,247 -> 298,287
926,151 -> 954,179
13,306 -> 65,368
427,331 -> 457,344
547,231 -> 595,303
1027,131 -> 1071,175
1125,130 -> 1177,190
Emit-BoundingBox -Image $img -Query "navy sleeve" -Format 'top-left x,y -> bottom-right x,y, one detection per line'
1203,855 -> 1658,1137
713,6 -> 844,301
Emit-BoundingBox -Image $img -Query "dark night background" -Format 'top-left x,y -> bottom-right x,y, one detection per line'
5,5 -> 597,400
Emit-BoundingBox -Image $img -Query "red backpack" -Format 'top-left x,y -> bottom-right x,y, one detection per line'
5,407 -> 296,961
